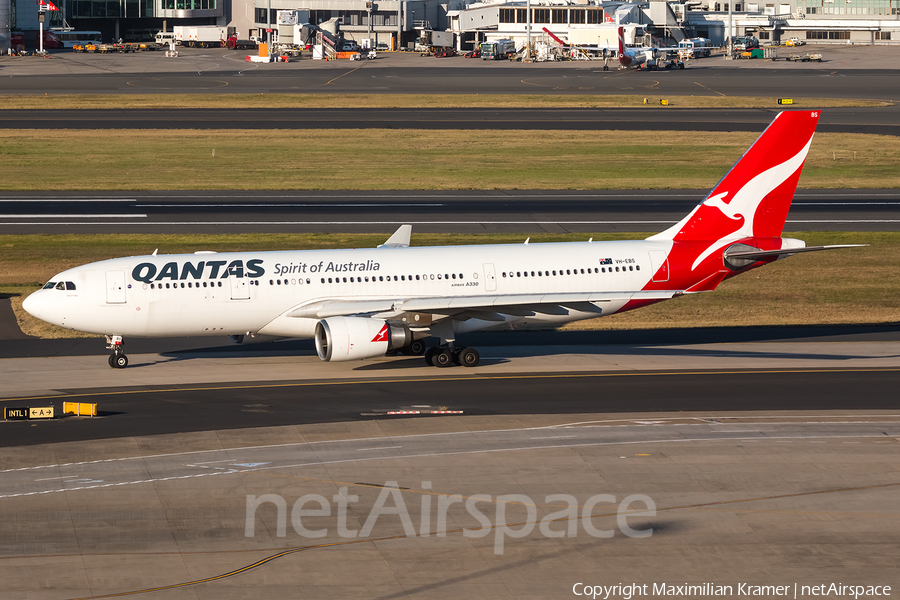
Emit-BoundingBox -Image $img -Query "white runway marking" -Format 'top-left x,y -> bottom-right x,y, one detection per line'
4,415 -> 899,474
0,431 -> 894,501
0,198 -> 136,202
0,214 -> 148,219
132,203 -> 448,208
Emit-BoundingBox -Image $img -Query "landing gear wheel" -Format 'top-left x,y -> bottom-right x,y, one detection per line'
424,347 -> 437,366
459,348 -> 480,368
409,339 -> 426,356
109,354 -> 128,369
434,349 -> 453,368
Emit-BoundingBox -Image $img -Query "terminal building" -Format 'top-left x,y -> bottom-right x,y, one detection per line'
450,0 -> 899,48
2,0 -> 897,51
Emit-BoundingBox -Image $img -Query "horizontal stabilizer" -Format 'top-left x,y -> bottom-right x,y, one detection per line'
724,244 -> 867,261
378,224 -> 412,248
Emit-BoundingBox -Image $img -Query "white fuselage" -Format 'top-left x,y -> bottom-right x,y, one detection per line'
25,240 -> 672,339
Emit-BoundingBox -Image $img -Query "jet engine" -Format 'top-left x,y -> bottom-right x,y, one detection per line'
315,317 -> 412,362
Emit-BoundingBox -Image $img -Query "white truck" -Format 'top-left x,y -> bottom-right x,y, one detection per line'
173,25 -> 230,48
415,30 -> 453,52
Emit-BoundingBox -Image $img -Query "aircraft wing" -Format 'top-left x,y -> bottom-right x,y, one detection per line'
287,290 -> 683,322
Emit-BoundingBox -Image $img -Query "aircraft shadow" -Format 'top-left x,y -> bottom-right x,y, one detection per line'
2,323 -> 898,361
353,357 -> 511,371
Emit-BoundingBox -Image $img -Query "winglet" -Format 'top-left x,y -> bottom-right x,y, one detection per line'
378,224 -> 412,248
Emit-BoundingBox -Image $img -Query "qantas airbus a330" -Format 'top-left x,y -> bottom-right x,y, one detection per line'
24,111 -> 860,369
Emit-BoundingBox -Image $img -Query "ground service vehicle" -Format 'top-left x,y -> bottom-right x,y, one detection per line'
173,26 -> 230,47
227,37 -> 257,50
733,36 -> 760,51
415,30 -> 453,52
481,39 -> 515,60
155,31 -> 175,46
677,37 -> 713,58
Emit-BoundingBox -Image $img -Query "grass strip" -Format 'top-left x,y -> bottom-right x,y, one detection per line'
2,232 -> 897,339
1,130 -> 898,190
0,94 -> 890,110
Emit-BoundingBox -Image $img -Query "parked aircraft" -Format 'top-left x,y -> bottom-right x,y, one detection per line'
614,26 -> 684,70
23,111 -> 860,369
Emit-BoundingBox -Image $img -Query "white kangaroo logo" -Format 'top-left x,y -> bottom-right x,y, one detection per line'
691,137 -> 814,271
703,192 -> 741,220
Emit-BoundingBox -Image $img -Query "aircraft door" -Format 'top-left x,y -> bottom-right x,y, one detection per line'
230,276 -> 250,300
105,270 -> 127,304
648,251 -> 669,283
483,263 -> 497,292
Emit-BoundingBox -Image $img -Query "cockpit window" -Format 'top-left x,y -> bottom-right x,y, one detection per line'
55,282 -> 66,290
43,282 -> 56,290
65,282 -> 76,291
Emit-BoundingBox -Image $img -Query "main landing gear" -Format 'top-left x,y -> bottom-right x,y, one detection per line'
106,335 -> 128,369
423,346 -> 480,368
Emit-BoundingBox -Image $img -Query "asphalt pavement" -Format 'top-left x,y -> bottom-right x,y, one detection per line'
1,188 -> 898,234
1,357 -> 898,447
2,47 -> 900,100
1,107 -> 899,134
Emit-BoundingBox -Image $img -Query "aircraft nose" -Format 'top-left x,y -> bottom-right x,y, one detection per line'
22,291 -> 44,319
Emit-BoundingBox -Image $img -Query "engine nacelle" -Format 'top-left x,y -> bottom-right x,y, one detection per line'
315,317 -> 412,362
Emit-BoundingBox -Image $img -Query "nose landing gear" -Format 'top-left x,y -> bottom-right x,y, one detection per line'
106,335 -> 128,369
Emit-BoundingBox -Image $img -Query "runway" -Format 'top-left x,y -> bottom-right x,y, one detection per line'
2,189 -> 899,234
2,107 -> 899,135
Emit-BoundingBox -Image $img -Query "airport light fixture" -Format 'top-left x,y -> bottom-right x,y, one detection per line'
367,2 -> 375,50
525,0 -> 532,63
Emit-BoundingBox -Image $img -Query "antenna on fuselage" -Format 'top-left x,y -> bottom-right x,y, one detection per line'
152,249 -> 158,256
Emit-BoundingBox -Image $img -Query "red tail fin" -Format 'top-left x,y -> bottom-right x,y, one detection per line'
617,26 -> 625,56
649,111 -> 819,248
